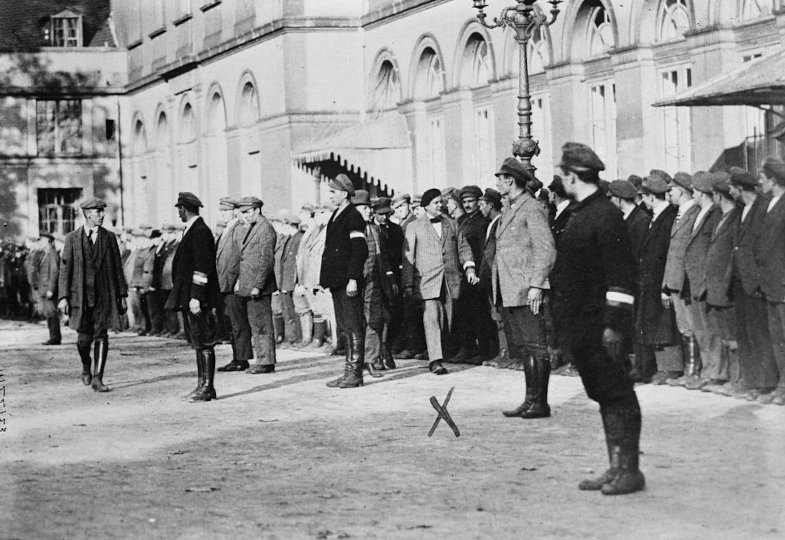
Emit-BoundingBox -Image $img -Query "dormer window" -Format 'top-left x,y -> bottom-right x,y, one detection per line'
50,9 -> 83,47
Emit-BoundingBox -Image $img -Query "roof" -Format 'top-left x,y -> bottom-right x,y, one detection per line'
0,1 -> 113,51
653,49 -> 785,107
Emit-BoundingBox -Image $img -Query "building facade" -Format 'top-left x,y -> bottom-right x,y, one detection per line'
3,0 -> 785,238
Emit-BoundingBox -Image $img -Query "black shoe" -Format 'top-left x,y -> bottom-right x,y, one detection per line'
428,360 -> 448,375
188,386 -> 215,402
217,360 -> 249,372
81,372 -> 92,386
42,339 -> 61,346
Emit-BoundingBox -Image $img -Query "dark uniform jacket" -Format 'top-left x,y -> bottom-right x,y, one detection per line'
478,215 -> 501,289
549,201 -> 575,249
378,221 -> 404,278
732,194 -> 769,298
684,205 -> 721,301
165,217 -> 221,311
705,207 -> 740,308
754,194 -> 785,303
278,229 -> 303,292
457,210 -> 490,267
216,218 -> 245,294
551,190 -> 636,341
238,216 -> 277,297
624,205 -> 651,262
59,226 -> 128,331
320,204 -> 368,291
637,204 -> 678,345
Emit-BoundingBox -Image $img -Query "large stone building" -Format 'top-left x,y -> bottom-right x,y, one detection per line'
2,0 -> 784,237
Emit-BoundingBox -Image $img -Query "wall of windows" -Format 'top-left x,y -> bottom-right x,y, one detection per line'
36,100 -> 83,155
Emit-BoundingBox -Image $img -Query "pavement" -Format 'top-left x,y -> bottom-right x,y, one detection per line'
1,319 -> 784,540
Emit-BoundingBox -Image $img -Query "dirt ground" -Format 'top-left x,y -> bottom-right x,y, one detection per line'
1,319 -> 784,540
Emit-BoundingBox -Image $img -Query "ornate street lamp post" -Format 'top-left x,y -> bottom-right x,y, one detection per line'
471,0 -> 563,175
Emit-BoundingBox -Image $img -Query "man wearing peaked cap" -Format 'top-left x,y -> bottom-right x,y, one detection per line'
165,192 -> 222,401
215,193 -> 253,373
372,194 -> 404,369
38,229 -> 62,346
371,197 -> 393,215
672,172 -> 693,192
58,196 -> 128,393
496,156 -> 533,185
648,169 -> 673,185
551,142 -> 645,495
640,174 -> 670,196
450,183 -> 492,365
609,179 -> 651,260
761,156 -> 785,185
321,171 -> 369,388
683,170 -> 724,392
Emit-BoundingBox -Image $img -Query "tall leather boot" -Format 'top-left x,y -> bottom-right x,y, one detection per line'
382,343 -> 396,369
502,353 -> 535,417
186,350 -> 205,399
190,349 -> 217,402
297,312 -> 314,348
326,334 -> 349,387
78,343 -> 92,385
600,405 -> 645,495
339,333 -> 364,388
91,339 -> 110,392
579,411 -> 617,490
521,356 -> 551,419
308,318 -> 326,349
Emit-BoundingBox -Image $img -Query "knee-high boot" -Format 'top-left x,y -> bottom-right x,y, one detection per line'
189,349 -> 217,402
521,356 -> 551,419
308,318 -> 326,349
91,339 -> 110,392
339,333 -> 365,388
597,404 -> 645,495
78,343 -> 92,386
186,350 -> 205,399
502,351 -> 536,417
326,334 -> 349,387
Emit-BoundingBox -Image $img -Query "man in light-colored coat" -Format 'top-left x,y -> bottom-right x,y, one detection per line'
402,188 -> 477,375
236,196 -> 278,373
216,197 -> 253,372
493,157 -> 557,419
37,232 -> 61,345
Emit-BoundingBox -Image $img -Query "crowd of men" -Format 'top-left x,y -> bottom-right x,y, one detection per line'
7,141 -> 785,496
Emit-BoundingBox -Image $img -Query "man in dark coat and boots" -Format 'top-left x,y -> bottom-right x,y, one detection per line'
320,174 -> 369,388
552,142 -> 645,495
165,192 -> 222,402
58,199 -> 128,392
38,232 -> 62,345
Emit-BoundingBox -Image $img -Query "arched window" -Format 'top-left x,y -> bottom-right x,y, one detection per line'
156,112 -> 168,146
239,81 -> 259,124
370,60 -> 401,113
741,0 -> 773,20
132,119 -> 146,155
658,0 -> 691,42
587,3 -> 614,57
181,103 -> 195,142
470,37 -> 490,87
207,92 -> 227,133
415,48 -> 444,100
528,27 -> 548,75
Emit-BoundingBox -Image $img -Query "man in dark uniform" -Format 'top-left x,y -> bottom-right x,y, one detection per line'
165,192 -> 222,402
477,188 -> 507,366
608,180 -> 651,258
58,199 -> 128,392
37,232 -> 61,345
320,174 -> 369,388
372,196 -> 403,370
552,142 -> 645,495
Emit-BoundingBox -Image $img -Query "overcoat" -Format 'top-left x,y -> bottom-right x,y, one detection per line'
705,207 -> 740,308
637,204 -> 678,345
165,217 -> 221,310
402,215 -> 473,301
625,205 -> 651,262
549,201 -> 574,248
216,218 -> 245,294
661,202 -> 701,294
319,204 -> 368,291
732,194 -> 769,297
478,216 -> 500,288
58,226 -> 128,331
37,245 -> 60,297
492,191 -> 556,307
279,229 -> 303,292
754,195 -> 785,303
237,216 -> 277,297
458,210 -> 490,267
684,206 -> 721,301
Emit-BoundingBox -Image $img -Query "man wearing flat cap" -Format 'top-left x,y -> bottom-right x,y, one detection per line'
477,188 -> 508,367
215,197 -> 253,372
234,196 -> 278,374
728,167 -> 778,401
450,185 -> 492,365
551,142 -> 645,495
37,231 -> 61,346
320,174 -> 370,388
165,192 -> 222,402
754,158 -> 785,404
58,198 -> 128,392
631,173 -> 681,385
402,188 -> 477,375
660,170 -> 702,387
493,157 -> 557,419
372,196 -> 404,369
683,172 -> 723,391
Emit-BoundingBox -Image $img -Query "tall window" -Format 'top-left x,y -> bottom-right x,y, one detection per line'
239,82 -> 260,125
181,103 -> 196,142
415,48 -> 443,100
528,31 -> 548,75
38,188 -> 81,235
590,82 -> 617,179
36,100 -> 82,155
427,116 -> 446,187
50,12 -> 82,47
469,38 -> 491,87
658,0 -> 691,42
588,4 -> 614,57
660,66 -> 692,172
473,108 -> 495,182
370,60 -> 400,114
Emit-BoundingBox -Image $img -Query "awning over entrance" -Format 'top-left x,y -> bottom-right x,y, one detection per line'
653,50 -> 785,107
293,114 -> 412,196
